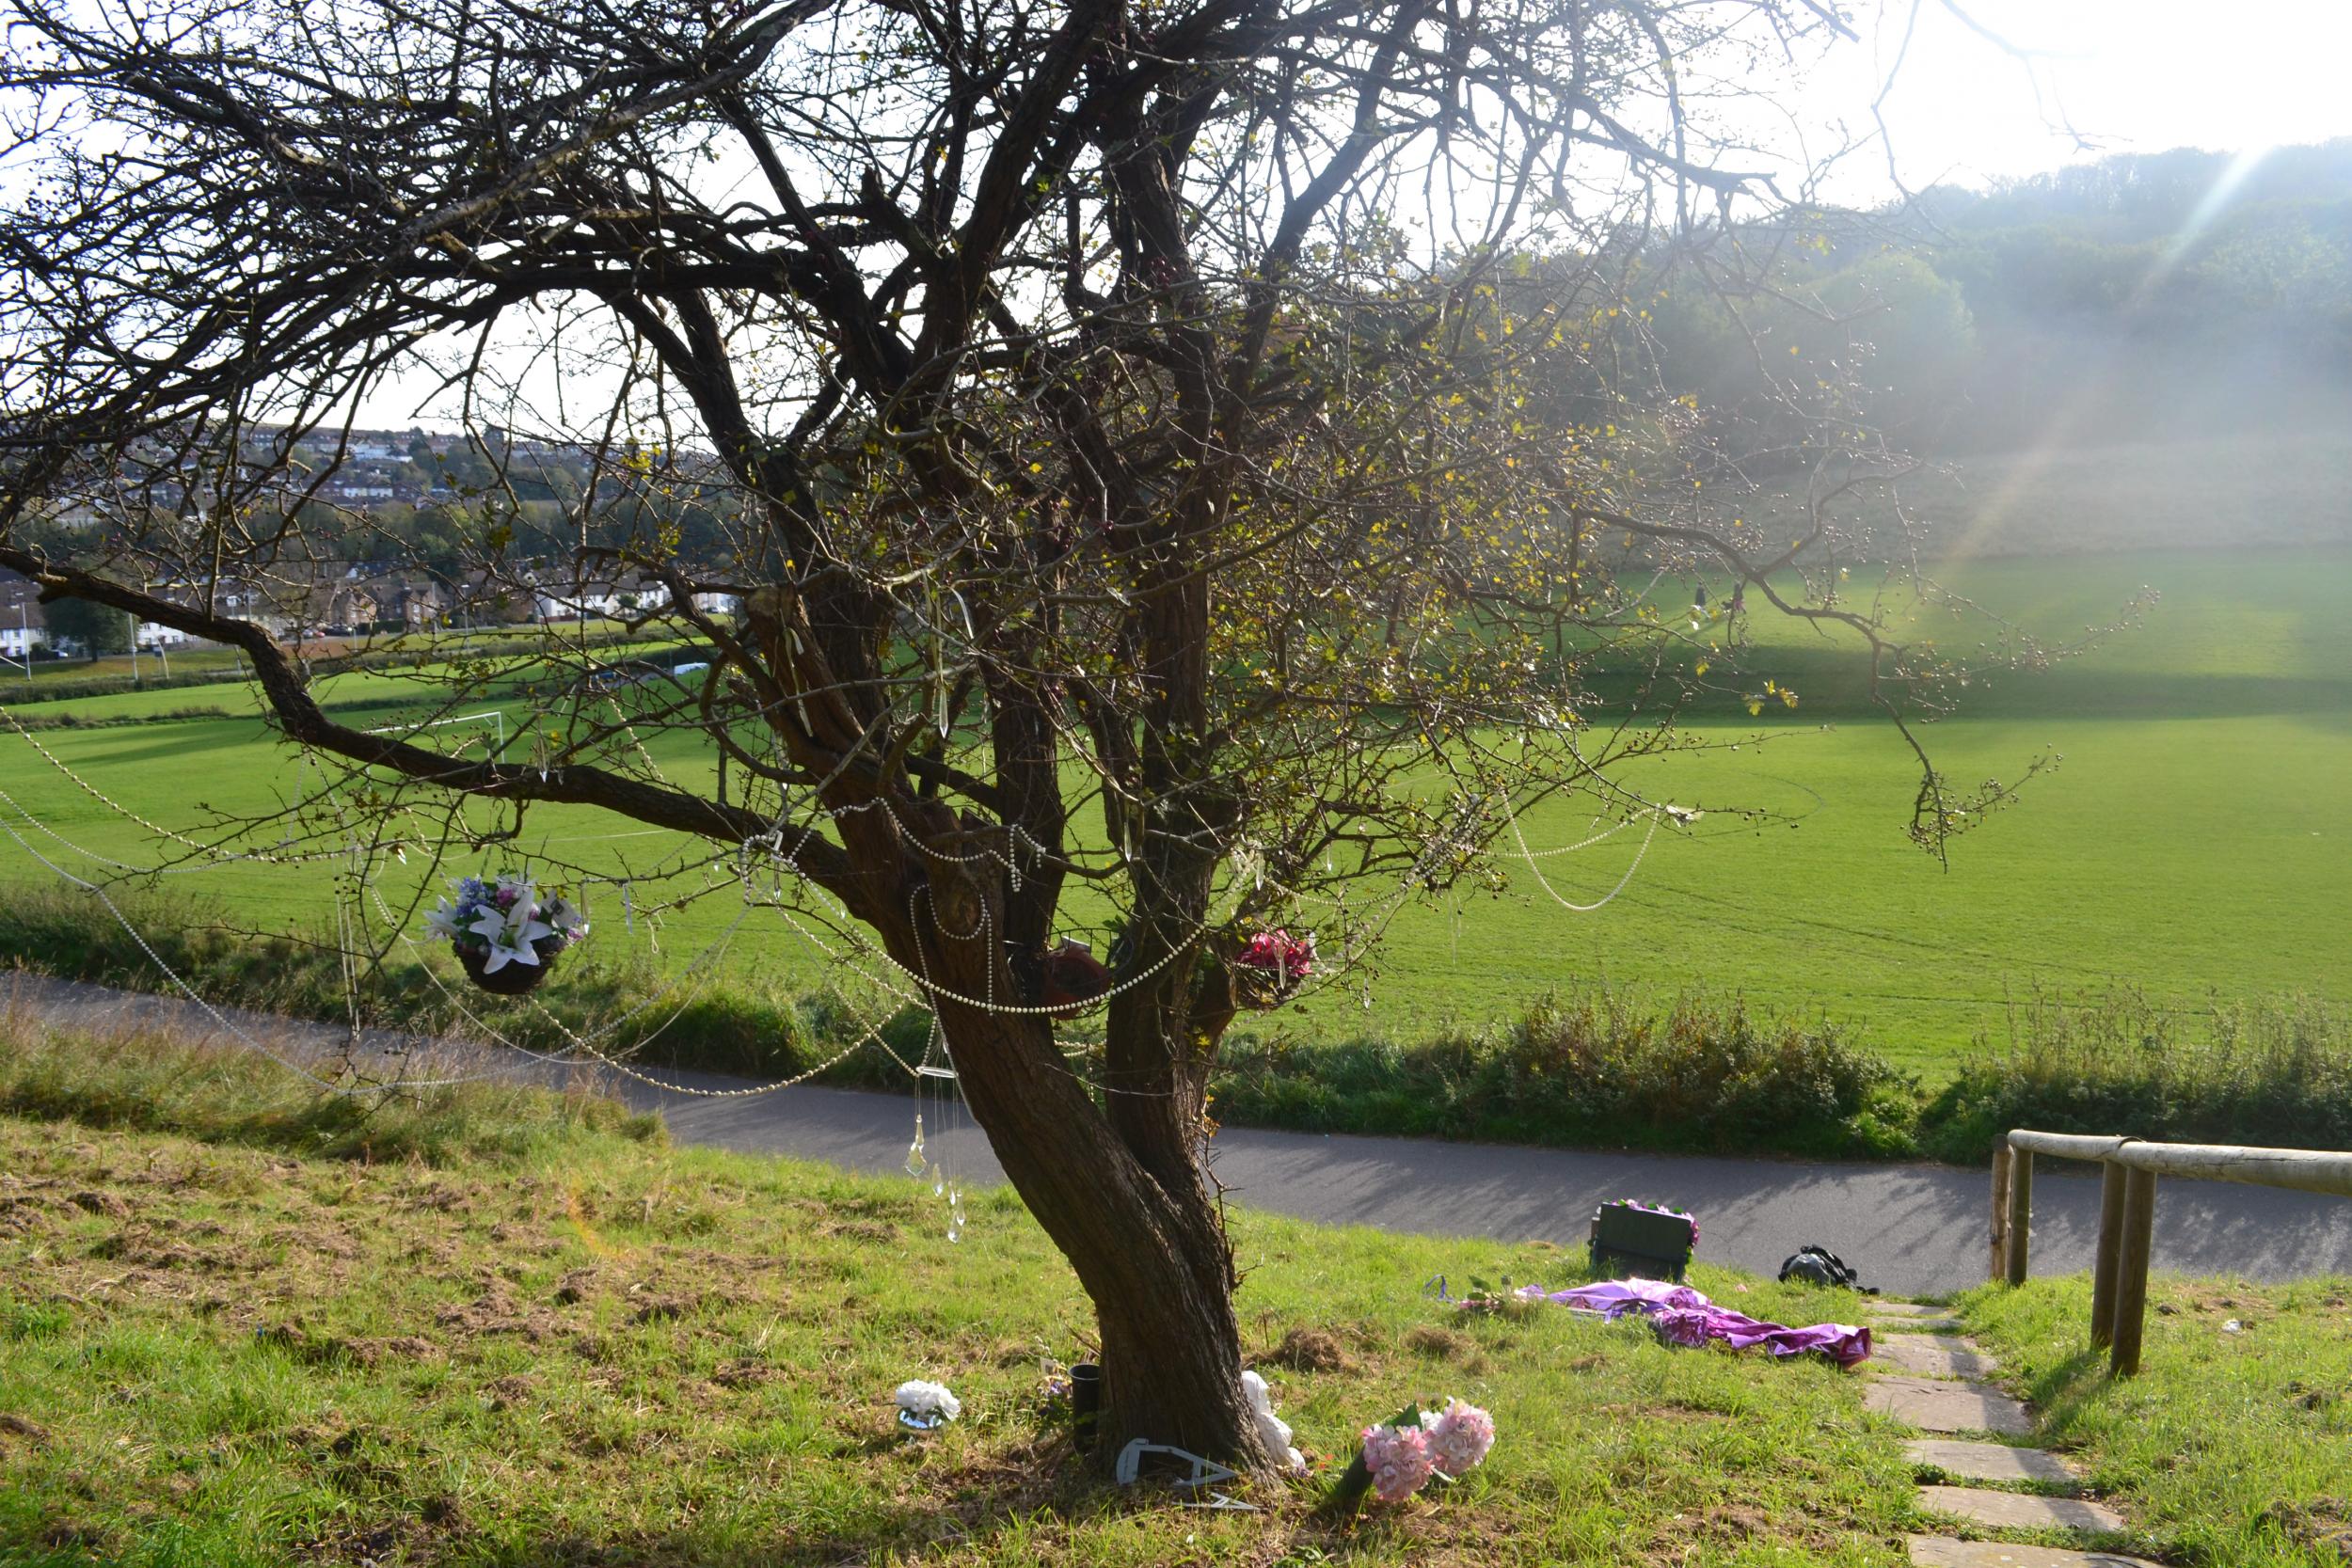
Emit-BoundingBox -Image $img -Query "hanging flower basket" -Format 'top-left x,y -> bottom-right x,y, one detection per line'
425,875 -> 589,997
455,942 -> 555,995
1231,928 -> 1314,1011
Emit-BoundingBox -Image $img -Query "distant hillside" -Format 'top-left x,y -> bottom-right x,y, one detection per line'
1644,140 -> 2352,468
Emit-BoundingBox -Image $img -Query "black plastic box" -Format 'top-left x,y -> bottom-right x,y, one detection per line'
1588,1201 -> 1696,1282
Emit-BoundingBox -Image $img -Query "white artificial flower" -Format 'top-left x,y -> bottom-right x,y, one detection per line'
469,889 -> 554,972
894,1379 -> 961,1421
423,898 -> 466,941
468,886 -> 553,944
478,939 -> 541,974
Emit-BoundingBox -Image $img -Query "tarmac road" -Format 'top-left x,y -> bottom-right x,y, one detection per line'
14,972 -> 2352,1297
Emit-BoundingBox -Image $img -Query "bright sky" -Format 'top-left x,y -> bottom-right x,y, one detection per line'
316,0 -> 2351,431
1824,0 -> 2352,198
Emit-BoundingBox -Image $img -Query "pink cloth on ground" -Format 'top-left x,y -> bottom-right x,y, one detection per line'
1520,1277 -> 1872,1368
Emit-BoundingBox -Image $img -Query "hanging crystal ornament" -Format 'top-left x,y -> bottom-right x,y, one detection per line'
929,587 -> 952,739
904,1113 -> 927,1178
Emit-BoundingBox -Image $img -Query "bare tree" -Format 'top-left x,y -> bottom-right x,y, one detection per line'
0,0 -> 2021,1469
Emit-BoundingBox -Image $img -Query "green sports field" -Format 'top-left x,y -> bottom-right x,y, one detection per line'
1,546 -> 2345,1084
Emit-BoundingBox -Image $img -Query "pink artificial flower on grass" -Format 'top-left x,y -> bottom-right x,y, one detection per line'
1422,1398 -> 1495,1479
1359,1420 -> 1436,1503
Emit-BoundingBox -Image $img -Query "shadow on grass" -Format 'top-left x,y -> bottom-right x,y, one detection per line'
2015,1339 -> 2108,1436
441,1445 -> 1364,1568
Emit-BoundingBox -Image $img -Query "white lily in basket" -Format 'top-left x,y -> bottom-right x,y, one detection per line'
537,895 -> 590,939
469,887 -> 555,972
423,898 -> 467,942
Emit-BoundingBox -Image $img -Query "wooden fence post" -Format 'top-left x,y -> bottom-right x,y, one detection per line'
2090,1161 -> 2129,1348
2109,1167 -> 2159,1377
1988,1142 -> 2013,1283
2004,1145 -> 2033,1287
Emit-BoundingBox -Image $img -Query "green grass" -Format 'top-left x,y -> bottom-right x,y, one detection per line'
1959,1271 -> 2352,1567
0,547 -> 2344,1088
0,1025 -> 1927,1567
9,1023 -> 2352,1565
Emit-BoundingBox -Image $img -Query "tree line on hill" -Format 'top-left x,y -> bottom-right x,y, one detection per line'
1642,140 -> 2352,458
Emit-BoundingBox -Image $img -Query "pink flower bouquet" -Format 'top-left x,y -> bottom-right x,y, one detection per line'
1422,1398 -> 1495,1479
1232,928 -> 1315,1009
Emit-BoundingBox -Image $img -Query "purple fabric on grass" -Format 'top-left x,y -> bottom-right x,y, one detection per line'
1519,1278 -> 1872,1368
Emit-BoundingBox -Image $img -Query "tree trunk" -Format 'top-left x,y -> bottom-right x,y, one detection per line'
930,989 -> 1270,1476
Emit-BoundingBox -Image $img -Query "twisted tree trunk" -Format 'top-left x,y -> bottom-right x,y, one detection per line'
931,1004 -> 1264,1470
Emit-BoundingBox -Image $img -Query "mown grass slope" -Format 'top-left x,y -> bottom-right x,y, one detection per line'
0,547 -> 2344,1081
0,1023 -> 1916,1567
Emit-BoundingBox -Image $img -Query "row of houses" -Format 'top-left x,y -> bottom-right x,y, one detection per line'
31,428 -> 669,524
0,565 -> 740,657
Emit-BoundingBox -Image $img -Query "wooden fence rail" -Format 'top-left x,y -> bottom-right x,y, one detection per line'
1994,1129 -> 2352,1376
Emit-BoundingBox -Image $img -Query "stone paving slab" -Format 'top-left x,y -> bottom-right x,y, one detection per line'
1904,1439 -> 2081,1483
1867,1375 -> 2034,1435
1877,1335 -> 2000,1379
1871,1301 -> 1946,1317
1918,1484 -> 2127,1533
1888,1317 -> 1970,1335
1907,1535 -> 2161,1566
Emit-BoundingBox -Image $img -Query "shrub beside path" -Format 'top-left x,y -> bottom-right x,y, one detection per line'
1865,1299 -> 2161,1567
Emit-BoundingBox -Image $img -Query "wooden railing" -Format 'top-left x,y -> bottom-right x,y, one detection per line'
1991,1130 -> 2352,1376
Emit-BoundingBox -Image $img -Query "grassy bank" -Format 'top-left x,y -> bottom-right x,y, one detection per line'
0,1005 -> 661,1166
1959,1272 -> 2352,1566
9,1025 -> 2352,1564
0,1024 -> 1921,1567
0,882 -> 864,1085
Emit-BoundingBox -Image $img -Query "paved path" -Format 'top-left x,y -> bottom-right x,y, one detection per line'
12,973 -> 2352,1297
1864,1301 -> 2160,1567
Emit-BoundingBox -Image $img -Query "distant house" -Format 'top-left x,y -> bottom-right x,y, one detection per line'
534,575 -> 739,621
351,567 -> 449,629
533,576 -> 656,621
303,580 -> 378,633
0,572 -> 46,658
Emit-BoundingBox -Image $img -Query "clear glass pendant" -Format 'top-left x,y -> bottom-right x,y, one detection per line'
903,1114 -> 927,1178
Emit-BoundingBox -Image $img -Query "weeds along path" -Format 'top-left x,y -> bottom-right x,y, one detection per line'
13,972 -> 2352,1296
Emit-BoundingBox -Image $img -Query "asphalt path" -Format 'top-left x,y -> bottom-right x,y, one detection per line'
13,972 -> 2352,1297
